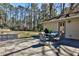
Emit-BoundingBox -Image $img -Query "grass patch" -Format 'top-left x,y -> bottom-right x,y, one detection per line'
17,31 -> 40,38
0,30 -> 40,38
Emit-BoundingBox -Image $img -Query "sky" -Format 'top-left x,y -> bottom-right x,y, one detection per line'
11,3 -> 70,7
11,3 -> 30,7
11,3 -> 42,9
11,3 -> 70,14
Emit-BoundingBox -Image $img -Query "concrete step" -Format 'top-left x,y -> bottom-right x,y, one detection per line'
58,45 -> 79,56
58,47 -> 72,56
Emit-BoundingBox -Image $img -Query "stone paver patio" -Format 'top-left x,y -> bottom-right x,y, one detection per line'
0,37 -> 79,56
0,38 -> 58,56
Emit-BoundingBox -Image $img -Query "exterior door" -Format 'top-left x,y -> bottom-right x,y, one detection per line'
58,21 -> 65,37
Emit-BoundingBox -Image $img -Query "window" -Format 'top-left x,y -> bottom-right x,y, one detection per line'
59,22 -> 62,26
62,23 -> 65,26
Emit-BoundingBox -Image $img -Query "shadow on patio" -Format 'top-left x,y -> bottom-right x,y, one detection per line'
53,38 -> 79,48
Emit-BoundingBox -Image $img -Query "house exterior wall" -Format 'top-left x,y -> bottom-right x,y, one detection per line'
43,17 -> 79,40
65,18 -> 79,39
43,21 -> 58,31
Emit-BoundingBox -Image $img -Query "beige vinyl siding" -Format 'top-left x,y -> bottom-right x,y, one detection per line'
43,21 -> 58,31
65,18 -> 79,39
42,15 -> 79,39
